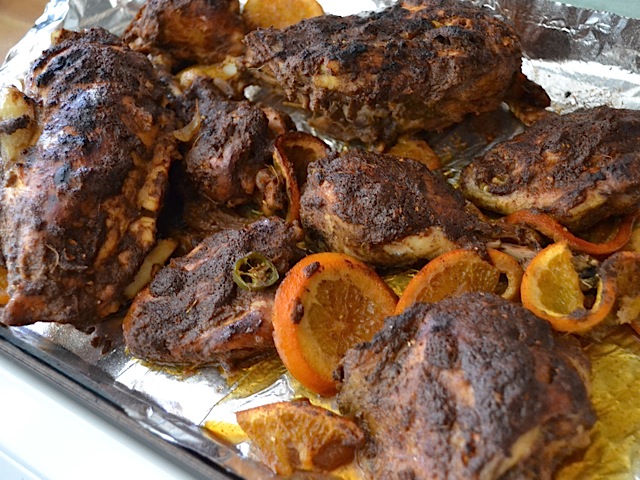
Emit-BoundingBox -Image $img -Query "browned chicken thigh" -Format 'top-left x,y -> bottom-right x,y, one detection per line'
244,0 -> 523,145
460,106 -> 640,231
123,217 -> 303,369
0,28 -> 178,328
123,0 -> 246,71
336,292 -> 595,480
180,78 -> 274,208
300,150 -> 530,267
161,77 -> 295,254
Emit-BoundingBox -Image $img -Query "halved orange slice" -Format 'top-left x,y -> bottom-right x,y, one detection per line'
520,242 -> 615,333
236,399 -> 363,475
272,252 -> 397,396
394,248 -> 523,314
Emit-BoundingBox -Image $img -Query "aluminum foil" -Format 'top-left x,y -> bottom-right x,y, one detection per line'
1,0 -> 640,479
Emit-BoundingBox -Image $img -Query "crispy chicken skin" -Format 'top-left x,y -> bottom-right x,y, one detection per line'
300,150 -> 519,267
243,0 -> 522,145
460,106 -> 640,231
123,217 -> 303,369
123,0 -> 245,71
0,28 -> 177,328
336,292 -> 595,480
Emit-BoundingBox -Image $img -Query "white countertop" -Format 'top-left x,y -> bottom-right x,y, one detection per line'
0,352 -> 202,480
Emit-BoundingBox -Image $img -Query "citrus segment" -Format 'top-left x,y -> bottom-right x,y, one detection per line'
394,248 -> 523,314
243,0 -> 324,30
236,399 -> 364,476
273,252 -> 397,396
520,242 -> 614,333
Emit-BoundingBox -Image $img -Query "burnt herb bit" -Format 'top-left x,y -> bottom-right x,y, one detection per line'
233,251 -> 280,291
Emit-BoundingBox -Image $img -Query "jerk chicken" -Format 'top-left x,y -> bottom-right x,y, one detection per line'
123,0 -> 246,72
460,106 -> 640,231
162,77 -> 296,253
0,28 -> 177,329
300,149 -> 533,267
243,0 -> 524,145
123,217 -> 303,369
336,292 -> 596,480
180,78 -> 274,208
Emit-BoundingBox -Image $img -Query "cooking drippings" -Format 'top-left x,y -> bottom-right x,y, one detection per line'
202,326 -> 640,479
558,328 -> 640,479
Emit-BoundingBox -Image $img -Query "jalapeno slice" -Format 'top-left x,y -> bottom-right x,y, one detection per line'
233,252 -> 279,291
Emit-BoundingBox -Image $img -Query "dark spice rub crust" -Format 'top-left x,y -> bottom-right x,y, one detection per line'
336,292 -> 595,480
244,0 -> 522,145
123,217 -> 303,369
0,28 -> 177,328
460,106 -> 640,231
300,150 -> 500,267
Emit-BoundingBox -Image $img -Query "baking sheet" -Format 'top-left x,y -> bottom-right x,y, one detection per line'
2,0 -> 640,478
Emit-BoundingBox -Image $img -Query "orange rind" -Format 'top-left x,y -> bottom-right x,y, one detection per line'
504,210 -> 637,257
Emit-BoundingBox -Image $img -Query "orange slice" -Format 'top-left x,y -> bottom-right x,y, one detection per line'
243,0 -> 324,30
387,134 -> 441,170
272,252 -> 397,396
271,132 -> 328,224
236,399 -> 364,476
520,242 -> 615,333
394,248 -> 523,314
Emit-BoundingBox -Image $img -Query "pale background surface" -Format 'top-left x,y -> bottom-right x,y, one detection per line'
0,0 -> 48,61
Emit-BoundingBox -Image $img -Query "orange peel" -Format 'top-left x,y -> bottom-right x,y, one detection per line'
504,210 -> 637,257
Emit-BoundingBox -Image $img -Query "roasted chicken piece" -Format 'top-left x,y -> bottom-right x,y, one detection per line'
336,292 -> 596,480
179,78 -> 275,208
300,149 -> 531,267
123,217 -> 303,369
243,0 -> 523,145
123,0 -> 246,72
460,106 -> 640,231
160,77 -> 295,253
0,28 -> 177,328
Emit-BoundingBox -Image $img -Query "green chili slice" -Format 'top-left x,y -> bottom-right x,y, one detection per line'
233,252 -> 279,291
